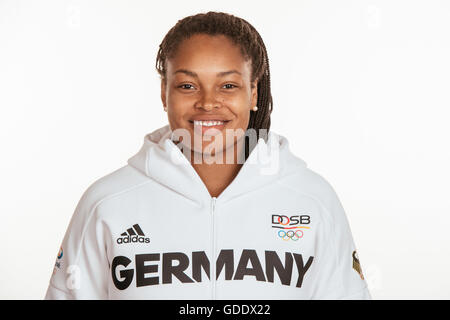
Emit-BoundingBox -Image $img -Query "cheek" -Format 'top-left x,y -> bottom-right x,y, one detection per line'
229,106 -> 251,129
165,103 -> 188,131
167,90 -> 191,107
166,92 -> 192,118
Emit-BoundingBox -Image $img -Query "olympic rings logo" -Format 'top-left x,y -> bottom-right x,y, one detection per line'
278,229 -> 303,241
271,214 -> 311,241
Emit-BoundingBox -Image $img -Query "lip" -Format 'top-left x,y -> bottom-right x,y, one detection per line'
188,118 -> 231,136
188,115 -> 232,122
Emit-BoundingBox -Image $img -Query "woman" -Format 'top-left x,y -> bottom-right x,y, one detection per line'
45,11 -> 371,299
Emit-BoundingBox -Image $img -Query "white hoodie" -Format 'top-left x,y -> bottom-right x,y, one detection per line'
44,124 -> 371,300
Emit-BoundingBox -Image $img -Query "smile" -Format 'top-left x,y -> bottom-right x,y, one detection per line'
193,120 -> 226,126
188,119 -> 231,127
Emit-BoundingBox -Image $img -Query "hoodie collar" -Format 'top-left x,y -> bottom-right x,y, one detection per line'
128,124 -> 306,207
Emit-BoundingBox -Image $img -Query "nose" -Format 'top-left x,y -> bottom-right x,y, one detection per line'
196,90 -> 221,111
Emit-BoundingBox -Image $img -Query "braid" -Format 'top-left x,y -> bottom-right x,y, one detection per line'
155,11 -> 273,160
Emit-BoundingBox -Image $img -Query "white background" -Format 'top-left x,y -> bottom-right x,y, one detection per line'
1,0 -> 449,299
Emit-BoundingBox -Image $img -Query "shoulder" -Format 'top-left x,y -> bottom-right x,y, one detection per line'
72,165 -> 150,222
280,165 -> 340,200
277,166 -> 345,222
273,131 -> 340,209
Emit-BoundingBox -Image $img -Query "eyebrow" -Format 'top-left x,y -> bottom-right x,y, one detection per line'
173,69 -> 242,78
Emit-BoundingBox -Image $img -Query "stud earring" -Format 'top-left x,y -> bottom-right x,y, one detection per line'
252,105 -> 258,111
163,106 -> 168,112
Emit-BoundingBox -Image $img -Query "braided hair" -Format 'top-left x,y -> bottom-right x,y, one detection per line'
155,11 -> 273,160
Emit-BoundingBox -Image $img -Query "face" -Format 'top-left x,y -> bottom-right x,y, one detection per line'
161,33 -> 258,157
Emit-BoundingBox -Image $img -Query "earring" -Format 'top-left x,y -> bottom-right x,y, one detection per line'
164,106 -> 168,112
252,105 -> 258,111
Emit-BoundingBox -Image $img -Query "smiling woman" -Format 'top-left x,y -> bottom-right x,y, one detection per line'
160,32 -> 264,196
156,12 -> 272,147
44,11 -> 371,300
163,34 -> 256,147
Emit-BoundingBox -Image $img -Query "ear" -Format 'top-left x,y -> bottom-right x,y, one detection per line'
160,79 -> 167,110
250,79 -> 258,107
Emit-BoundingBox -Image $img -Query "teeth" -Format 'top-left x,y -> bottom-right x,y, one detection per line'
193,120 -> 225,126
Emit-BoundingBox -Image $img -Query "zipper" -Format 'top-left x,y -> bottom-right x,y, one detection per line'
211,196 -> 217,300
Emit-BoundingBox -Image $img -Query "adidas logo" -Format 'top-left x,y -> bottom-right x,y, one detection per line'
116,224 -> 150,244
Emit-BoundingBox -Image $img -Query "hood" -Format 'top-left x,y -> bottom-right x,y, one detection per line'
127,124 -> 307,206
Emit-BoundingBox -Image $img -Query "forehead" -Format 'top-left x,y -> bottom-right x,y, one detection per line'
167,34 -> 252,77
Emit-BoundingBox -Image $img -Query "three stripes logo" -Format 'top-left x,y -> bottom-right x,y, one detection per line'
116,224 -> 150,244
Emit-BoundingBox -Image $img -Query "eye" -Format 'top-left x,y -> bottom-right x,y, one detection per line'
178,84 -> 196,90
223,83 -> 238,89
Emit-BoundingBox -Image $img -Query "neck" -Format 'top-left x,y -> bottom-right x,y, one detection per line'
190,138 -> 246,198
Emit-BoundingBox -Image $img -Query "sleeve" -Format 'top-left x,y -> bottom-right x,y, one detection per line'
44,186 -> 110,299
310,180 -> 371,300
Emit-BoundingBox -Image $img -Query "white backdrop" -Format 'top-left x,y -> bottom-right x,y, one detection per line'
1,0 -> 449,299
